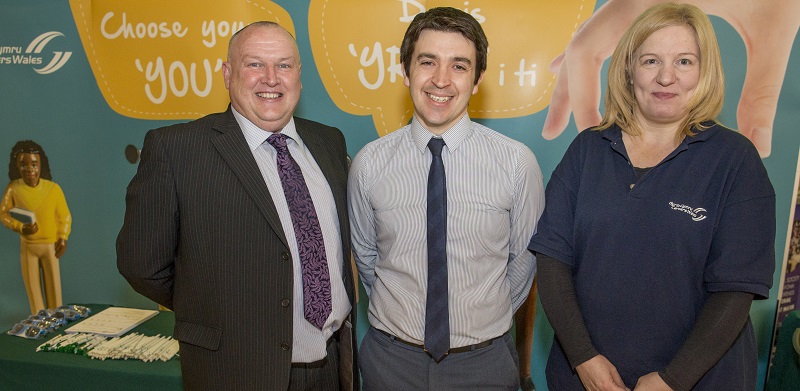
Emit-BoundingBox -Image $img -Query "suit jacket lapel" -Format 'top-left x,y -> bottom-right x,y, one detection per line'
210,108 -> 289,249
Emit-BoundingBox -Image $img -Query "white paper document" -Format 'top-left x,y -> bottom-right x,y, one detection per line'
65,307 -> 159,337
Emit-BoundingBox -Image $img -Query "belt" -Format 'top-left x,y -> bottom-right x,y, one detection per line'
377,328 -> 502,357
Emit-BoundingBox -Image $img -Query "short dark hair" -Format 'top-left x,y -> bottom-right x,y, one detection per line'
400,7 -> 488,84
8,140 -> 52,181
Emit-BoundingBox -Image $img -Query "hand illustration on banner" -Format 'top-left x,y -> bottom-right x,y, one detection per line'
542,0 -> 800,157
309,0 -> 596,136
68,0 -> 293,120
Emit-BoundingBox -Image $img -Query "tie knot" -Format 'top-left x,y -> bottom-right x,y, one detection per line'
266,133 -> 289,151
428,138 -> 445,157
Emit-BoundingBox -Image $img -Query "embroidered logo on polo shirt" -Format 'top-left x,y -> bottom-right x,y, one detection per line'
668,202 -> 707,222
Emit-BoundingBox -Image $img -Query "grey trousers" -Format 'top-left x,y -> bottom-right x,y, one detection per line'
359,326 -> 519,391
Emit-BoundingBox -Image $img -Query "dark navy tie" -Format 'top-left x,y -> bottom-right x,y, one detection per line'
425,137 -> 449,362
266,133 -> 332,329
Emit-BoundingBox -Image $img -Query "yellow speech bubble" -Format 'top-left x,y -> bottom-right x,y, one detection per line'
69,0 -> 293,120
309,0 -> 594,136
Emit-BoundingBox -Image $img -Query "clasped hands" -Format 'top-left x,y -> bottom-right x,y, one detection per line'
576,355 -> 672,391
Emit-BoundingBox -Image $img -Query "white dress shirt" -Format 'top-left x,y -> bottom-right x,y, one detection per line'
348,114 -> 544,348
234,108 -> 350,362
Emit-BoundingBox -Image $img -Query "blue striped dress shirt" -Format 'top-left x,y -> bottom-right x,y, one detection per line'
348,114 -> 544,348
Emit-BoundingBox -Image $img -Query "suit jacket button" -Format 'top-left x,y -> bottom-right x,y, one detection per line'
281,299 -> 290,307
281,343 -> 290,351
281,252 -> 290,260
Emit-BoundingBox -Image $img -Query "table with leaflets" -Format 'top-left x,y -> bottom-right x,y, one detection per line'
0,304 -> 182,391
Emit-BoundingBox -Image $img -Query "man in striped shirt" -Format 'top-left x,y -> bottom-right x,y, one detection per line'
347,7 -> 544,390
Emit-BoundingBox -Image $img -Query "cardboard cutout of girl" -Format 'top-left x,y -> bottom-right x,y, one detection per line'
0,140 -> 71,314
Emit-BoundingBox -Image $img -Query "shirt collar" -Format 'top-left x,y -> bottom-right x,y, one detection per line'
601,121 -> 720,146
683,121 -> 720,144
410,114 -> 473,154
233,107 -> 300,152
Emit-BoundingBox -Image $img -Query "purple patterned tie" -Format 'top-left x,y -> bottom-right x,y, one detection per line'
266,133 -> 332,329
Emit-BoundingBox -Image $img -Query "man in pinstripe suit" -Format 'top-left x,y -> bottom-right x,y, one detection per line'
348,7 -> 544,391
117,22 -> 358,391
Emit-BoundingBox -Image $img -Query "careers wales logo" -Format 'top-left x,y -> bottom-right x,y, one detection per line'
0,32 -> 73,74
668,201 -> 707,222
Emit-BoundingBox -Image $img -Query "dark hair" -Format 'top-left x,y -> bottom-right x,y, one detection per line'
400,7 -> 488,84
8,140 -> 52,181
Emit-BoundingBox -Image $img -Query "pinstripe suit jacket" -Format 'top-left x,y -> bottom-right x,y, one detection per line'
117,108 -> 358,390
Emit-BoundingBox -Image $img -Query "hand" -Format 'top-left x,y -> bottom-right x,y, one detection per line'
575,355 -> 631,391
542,0 -> 800,157
55,239 -> 67,258
633,372 -> 672,391
21,222 -> 38,235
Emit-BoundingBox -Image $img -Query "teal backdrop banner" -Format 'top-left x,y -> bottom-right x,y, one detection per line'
1,1 -> 798,389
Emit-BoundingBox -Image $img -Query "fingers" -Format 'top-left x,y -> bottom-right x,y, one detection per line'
565,50 -> 603,132
730,2 -> 800,158
542,0 -> 646,140
604,363 -> 630,391
611,368 -> 631,391
736,67 -> 779,158
542,59 -> 573,140
23,223 -> 39,235
560,0 -> 642,133
542,49 -> 604,140
549,53 -> 564,74
577,355 -> 631,391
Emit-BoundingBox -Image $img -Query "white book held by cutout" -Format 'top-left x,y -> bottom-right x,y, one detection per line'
9,207 -> 35,225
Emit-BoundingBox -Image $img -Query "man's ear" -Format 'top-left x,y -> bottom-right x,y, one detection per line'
222,62 -> 232,89
472,71 -> 485,95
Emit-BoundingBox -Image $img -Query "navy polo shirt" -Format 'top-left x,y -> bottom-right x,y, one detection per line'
529,123 -> 775,389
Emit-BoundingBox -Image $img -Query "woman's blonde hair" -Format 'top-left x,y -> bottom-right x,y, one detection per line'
595,2 -> 724,138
